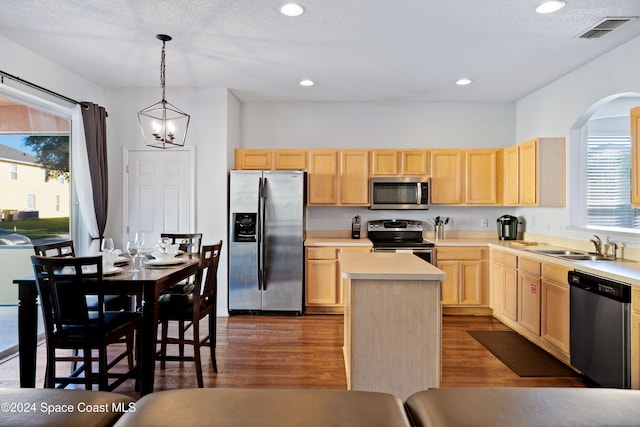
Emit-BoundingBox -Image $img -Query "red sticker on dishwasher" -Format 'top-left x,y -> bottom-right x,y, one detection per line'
530,284 -> 537,293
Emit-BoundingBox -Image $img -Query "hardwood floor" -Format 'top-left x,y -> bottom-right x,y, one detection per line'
0,314 -> 588,398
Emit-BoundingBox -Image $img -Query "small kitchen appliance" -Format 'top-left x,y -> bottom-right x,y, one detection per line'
496,215 -> 519,240
351,215 -> 361,239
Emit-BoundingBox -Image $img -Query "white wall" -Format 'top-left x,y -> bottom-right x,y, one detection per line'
515,35 -> 640,248
104,87 -> 237,316
242,102 -> 515,149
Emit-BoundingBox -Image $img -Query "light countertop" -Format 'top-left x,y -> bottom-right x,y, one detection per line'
338,252 -> 446,281
305,237 -> 373,247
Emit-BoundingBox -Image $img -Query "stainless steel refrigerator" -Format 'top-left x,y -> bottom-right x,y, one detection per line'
228,170 -> 305,314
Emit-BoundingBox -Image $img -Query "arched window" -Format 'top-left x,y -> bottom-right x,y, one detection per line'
579,94 -> 640,231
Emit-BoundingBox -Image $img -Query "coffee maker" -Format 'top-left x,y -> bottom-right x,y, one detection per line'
496,215 -> 519,240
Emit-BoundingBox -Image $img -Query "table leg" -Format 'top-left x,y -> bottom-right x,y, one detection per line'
18,282 -> 38,388
139,286 -> 160,396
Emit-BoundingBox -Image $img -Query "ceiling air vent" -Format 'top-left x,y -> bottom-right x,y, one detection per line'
578,17 -> 636,39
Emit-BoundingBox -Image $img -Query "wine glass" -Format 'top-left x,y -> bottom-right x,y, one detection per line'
126,240 -> 139,272
101,237 -> 115,266
135,232 -> 145,252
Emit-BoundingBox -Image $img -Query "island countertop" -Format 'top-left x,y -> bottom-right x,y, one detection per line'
339,252 -> 446,281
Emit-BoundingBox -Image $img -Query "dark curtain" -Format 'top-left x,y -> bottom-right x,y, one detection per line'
81,102 -> 109,241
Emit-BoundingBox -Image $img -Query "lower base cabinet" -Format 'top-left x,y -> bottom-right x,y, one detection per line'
305,246 -> 370,313
436,247 -> 488,307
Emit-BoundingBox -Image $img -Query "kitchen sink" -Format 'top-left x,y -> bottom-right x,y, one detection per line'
557,254 -> 611,261
533,249 -> 584,256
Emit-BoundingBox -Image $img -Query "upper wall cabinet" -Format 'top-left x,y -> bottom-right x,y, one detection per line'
466,149 -> 502,205
234,149 -> 273,170
340,150 -> 369,205
307,150 -> 338,205
631,106 -> 640,207
307,149 -> 370,206
274,150 -> 307,170
370,149 -> 430,176
431,149 -> 465,204
431,149 -> 501,205
235,149 -> 306,170
503,138 -> 565,207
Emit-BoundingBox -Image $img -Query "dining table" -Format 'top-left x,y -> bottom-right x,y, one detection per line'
13,254 -> 200,396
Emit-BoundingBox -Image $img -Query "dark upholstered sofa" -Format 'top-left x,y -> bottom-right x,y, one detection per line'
4,386 -> 640,426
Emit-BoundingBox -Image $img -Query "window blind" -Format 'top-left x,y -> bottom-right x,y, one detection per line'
586,135 -> 640,228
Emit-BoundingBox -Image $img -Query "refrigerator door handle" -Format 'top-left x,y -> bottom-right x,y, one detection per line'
260,177 -> 268,291
258,176 -> 267,291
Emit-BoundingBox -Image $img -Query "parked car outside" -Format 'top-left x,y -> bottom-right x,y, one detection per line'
0,227 -> 32,245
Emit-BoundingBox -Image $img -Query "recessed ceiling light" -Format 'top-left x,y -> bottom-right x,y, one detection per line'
536,1 -> 566,14
280,3 -> 305,17
299,79 -> 314,87
456,78 -> 472,86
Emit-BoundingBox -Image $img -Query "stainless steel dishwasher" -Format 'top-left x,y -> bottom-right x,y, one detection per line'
569,270 -> 631,388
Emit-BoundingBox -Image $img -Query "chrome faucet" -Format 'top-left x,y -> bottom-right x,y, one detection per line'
607,241 -> 619,260
590,235 -> 602,255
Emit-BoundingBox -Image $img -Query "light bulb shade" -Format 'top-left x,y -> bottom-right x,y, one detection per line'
138,99 -> 190,149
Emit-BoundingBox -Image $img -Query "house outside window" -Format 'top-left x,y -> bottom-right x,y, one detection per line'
10,164 -> 17,180
27,194 -> 35,211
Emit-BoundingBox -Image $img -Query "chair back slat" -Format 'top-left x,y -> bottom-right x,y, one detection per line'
199,241 -> 222,306
33,240 -> 76,257
160,233 -> 203,254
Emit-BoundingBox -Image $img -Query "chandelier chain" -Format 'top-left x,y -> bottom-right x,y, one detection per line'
160,40 -> 166,101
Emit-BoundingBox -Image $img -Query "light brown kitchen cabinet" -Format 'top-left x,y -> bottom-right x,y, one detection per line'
274,149 -> 307,170
340,150 -> 369,205
436,247 -> 487,306
370,150 -> 399,175
517,257 -> 541,336
234,149 -> 273,170
503,145 -> 520,205
370,149 -> 430,176
631,106 -> 640,207
466,149 -> 502,205
305,246 -> 370,313
541,262 -> 570,356
490,249 -> 518,321
307,150 -> 338,205
401,150 -> 430,175
431,150 -> 465,204
503,137 -> 565,206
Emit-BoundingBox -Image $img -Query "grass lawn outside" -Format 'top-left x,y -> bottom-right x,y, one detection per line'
0,217 -> 70,241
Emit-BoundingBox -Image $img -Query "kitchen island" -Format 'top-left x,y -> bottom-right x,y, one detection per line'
338,252 -> 446,400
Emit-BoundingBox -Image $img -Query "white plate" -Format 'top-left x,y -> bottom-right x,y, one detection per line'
146,258 -> 186,267
103,266 -> 124,276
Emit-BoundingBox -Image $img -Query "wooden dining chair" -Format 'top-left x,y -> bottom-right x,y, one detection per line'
160,233 -> 203,254
31,255 -> 141,391
156,241 -> 222,387
33,240 -> 131,312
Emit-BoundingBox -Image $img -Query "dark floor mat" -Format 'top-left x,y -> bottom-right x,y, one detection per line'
467,330 -> 577,377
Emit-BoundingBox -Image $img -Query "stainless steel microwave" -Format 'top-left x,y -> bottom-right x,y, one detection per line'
369,177 -> 431,210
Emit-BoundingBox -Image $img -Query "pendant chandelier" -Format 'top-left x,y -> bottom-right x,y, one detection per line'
138,34 -> 190,149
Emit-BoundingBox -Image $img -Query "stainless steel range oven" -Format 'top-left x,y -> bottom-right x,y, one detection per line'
367,219 -> 435,264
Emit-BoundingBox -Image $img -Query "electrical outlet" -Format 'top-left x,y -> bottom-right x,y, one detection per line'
481,218 -> 488,228
449,218 -> 454,228
531,216 -> 536,226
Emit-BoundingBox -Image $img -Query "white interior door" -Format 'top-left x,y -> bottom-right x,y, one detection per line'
123,148 -> 194,247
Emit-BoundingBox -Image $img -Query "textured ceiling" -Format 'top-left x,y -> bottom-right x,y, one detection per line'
1,0 -> 639,102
